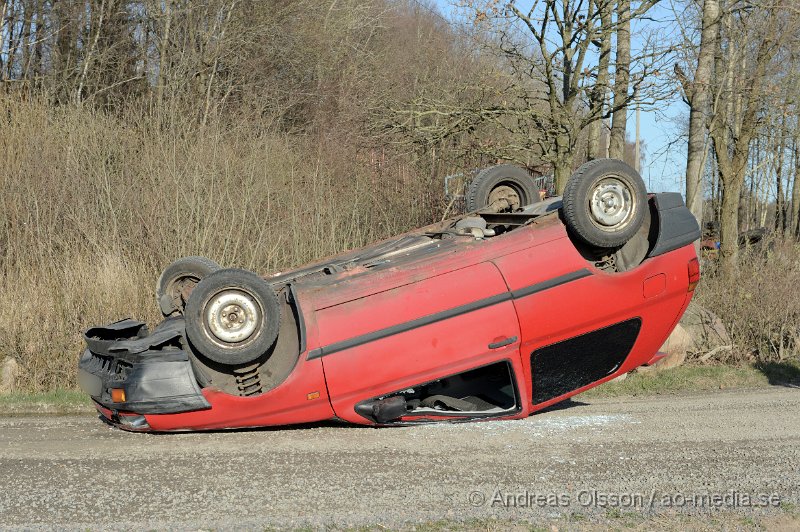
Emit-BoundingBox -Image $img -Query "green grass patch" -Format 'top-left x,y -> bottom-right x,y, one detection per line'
580,359 -> 800,399
0,389 -> 93,415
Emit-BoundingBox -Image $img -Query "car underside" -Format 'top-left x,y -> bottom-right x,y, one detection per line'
78,159 -> 701,431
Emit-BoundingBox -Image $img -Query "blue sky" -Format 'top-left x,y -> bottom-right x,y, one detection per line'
431,0 -> 689,193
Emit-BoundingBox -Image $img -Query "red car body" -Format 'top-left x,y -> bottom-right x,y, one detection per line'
80,193 -> 700,431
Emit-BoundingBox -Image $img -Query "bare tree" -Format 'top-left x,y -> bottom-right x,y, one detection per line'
708,3 -> 796,273
609,0 -> 631,159
677,0 -> 719,233
793,132 -> 800,236
386,0 -> 668,193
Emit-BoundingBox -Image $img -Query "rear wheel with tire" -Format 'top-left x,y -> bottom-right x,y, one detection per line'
466,164 -> 540,212
156,256 -> 221,316
562,159 -> 647,248
185,269 -> 281,366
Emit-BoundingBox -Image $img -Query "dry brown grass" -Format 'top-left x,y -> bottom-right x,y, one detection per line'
0,98 -> 441,391
694,237 -> 800,363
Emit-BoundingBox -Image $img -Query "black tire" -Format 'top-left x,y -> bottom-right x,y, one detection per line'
466,164 -> 540,212
185,268 -> 280,366
562,159 -> 647,248
156,256 -> 221,316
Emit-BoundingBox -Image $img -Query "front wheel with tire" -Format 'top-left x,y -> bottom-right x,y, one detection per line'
561,159 -> 647,248
185,269 -> 281,366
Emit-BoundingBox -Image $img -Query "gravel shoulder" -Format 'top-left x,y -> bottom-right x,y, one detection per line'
1,386 -> 799,530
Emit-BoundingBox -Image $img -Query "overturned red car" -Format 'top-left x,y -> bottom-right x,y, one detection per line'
78,159 -> 700,431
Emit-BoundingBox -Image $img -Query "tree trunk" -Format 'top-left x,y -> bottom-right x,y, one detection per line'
553,159 -> 571,196
737,179 -> 747,233
609,0 -> 630,159
20,0 -> 33,83
156,0 -> 174,111
588,2 -> 612,160
717,156 -> 745,276
0,2 -> 8,82
750,136 -> 760,228
3,1 -> 19,83
775,119 -> 786,233
53,1 -> 79,103
684,0 -> 719,233
554,134 -> 573,194
792,138 -> 800,237
709,8 -> 778,274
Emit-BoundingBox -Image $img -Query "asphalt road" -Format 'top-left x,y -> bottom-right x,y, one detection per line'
1,387 -> 799,530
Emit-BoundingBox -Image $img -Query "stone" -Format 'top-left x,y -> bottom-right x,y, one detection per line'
652,349 -> 687,370
661,322 -> 696,356
680,301 -> 732,351
0,357 -> 20,394
637,324 -> 693,373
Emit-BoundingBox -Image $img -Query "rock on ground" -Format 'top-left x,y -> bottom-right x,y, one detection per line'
680,301 -> 732,351
638,323 -> 692,373
0,357 -> 19,394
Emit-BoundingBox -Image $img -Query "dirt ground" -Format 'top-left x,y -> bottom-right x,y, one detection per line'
1,386 -> 799,530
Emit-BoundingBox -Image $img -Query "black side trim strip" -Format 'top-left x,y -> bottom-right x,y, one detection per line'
307,292 -> 511,359
306,268 -> 591,360
510,269 -> 591,299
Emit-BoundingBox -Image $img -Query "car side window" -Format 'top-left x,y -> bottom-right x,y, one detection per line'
531,318 -> 642,404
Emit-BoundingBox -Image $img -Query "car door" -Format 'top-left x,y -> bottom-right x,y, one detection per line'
491,234 -> 650,409
314,261 -> 524,424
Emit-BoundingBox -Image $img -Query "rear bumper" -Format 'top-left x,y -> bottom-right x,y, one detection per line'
649,193 -> 702,257
78,318 -> 210,415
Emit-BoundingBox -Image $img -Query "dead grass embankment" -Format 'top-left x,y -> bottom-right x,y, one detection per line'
0,99 -> 440,391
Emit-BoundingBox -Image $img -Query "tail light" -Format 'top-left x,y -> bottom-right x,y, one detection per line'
688,257 -> 701,292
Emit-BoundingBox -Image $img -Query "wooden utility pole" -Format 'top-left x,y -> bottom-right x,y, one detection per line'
635,107 -> 641,172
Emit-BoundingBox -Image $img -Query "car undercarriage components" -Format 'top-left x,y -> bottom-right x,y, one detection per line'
454,216 -> 496,239
185,268 -> 281,366
156,256 -> 221,316
466,164 -> 541,213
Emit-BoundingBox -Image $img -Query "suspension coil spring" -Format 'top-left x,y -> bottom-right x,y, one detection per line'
233,365 -> 263,397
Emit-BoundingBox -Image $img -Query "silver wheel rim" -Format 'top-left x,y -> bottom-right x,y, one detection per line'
205,289 -> 261,344
589,177 -> 634,230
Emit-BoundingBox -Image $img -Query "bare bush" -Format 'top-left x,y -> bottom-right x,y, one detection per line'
694,238 -> 800,364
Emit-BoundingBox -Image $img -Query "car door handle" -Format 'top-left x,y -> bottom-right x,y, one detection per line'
488,336 -> 518,349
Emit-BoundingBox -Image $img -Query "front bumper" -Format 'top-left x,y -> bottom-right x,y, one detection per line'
78,317 -> 210,415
